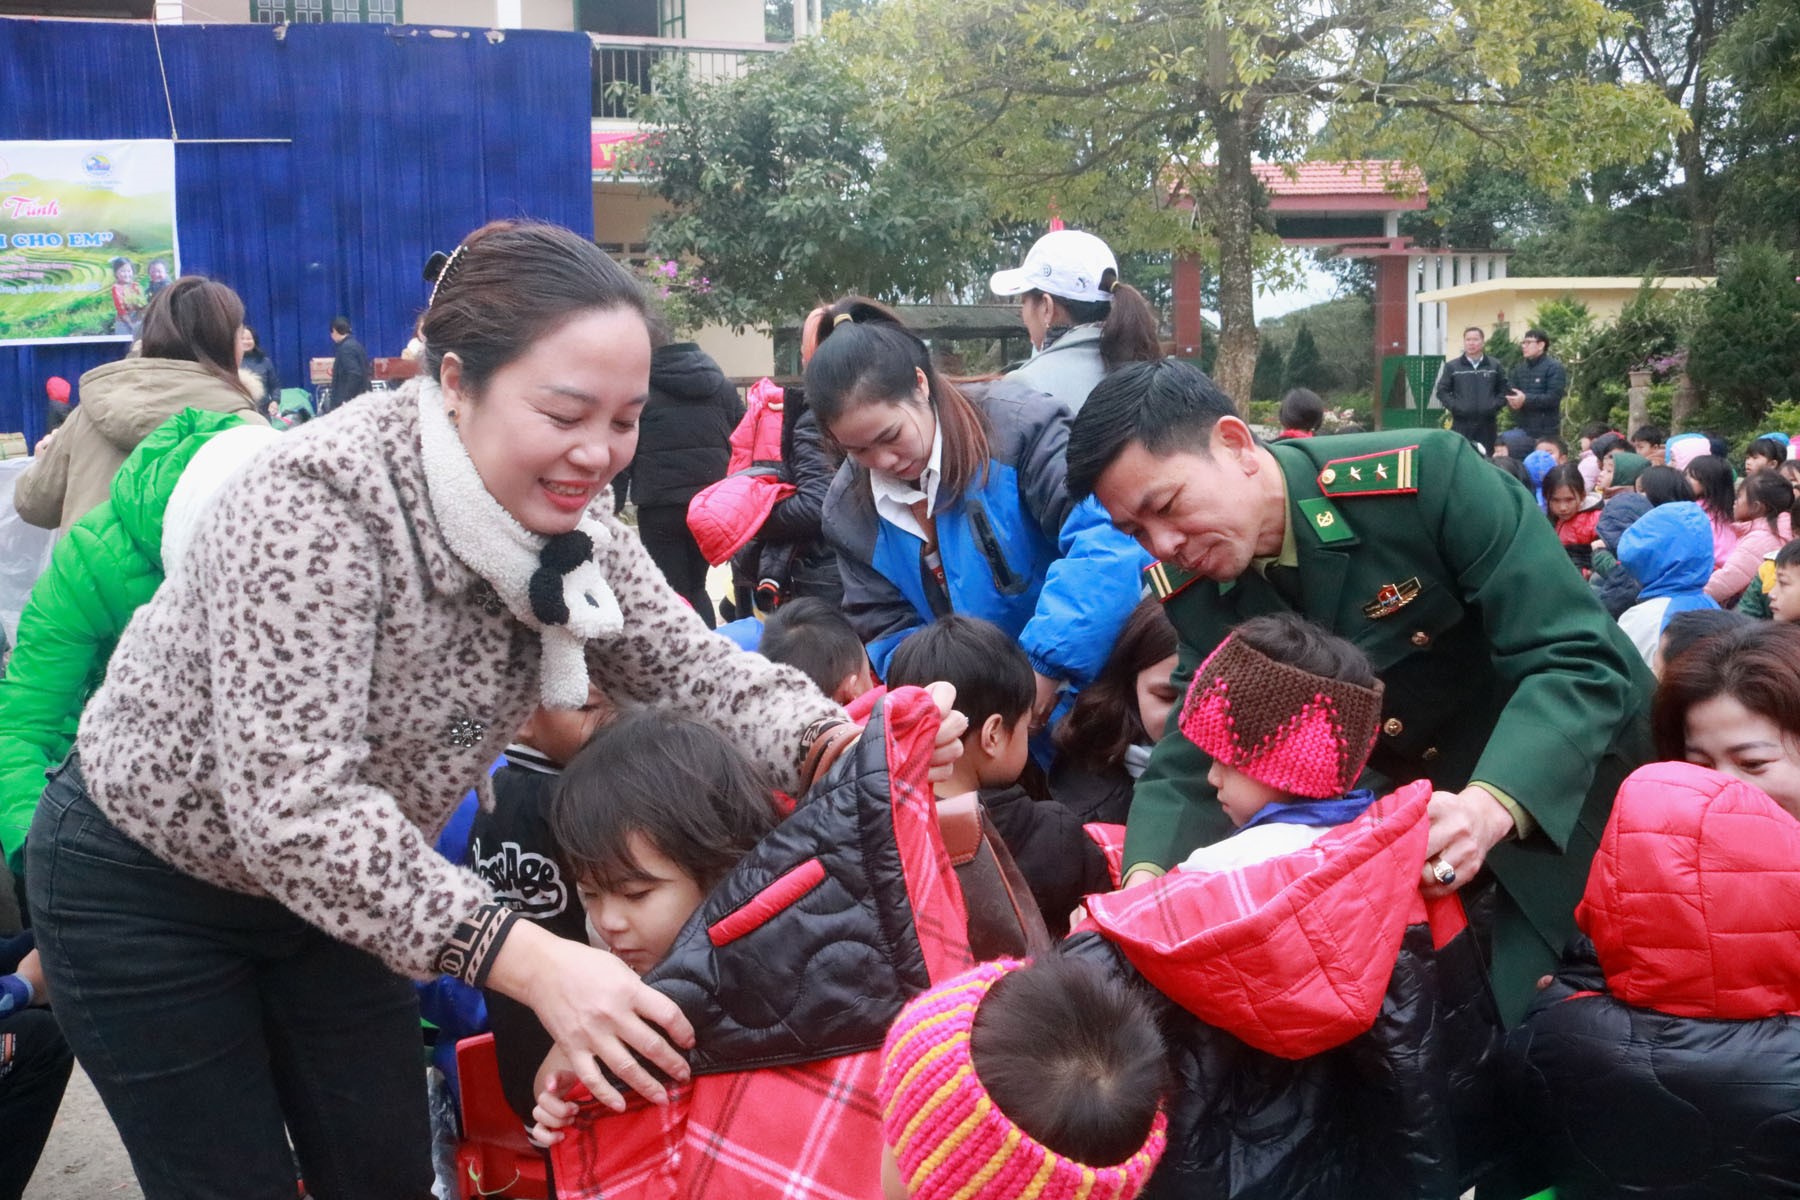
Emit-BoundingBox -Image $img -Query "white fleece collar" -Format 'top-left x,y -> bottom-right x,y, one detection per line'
416,380 -> 623,708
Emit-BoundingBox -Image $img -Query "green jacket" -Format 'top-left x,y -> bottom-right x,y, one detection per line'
1128,430 -> 1655,1017
0,409 -> 251,872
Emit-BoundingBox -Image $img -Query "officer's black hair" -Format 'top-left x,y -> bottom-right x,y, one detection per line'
1524,327 -> 1552,348
885,615 -> 1033,732
759,598 -> 866,699
1631,424 -> 1667,448
1067,358 -> 1237,501
331,315 -> 353,336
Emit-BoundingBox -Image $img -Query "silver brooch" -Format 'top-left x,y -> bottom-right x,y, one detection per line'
445,717 -> 487,748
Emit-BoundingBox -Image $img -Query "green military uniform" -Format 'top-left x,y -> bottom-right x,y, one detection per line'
1128,430 -> 1655,1023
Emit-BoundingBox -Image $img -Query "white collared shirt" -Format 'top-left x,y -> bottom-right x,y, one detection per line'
869,423 -> 945,542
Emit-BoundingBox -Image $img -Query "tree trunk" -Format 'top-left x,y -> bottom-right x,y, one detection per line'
1209,100 -> 1260,412
1671,372 -> 1698,432
1682,0 -> 1720,274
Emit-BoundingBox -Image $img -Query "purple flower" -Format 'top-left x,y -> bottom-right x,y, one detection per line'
660,260 -> 679,278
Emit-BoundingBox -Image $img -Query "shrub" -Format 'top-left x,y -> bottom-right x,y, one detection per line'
1686,242 -> 1800,421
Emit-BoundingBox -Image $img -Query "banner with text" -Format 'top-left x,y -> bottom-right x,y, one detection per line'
0,140 -> 179,345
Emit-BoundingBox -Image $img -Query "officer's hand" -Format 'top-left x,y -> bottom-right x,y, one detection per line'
1422,786 -> 1515,896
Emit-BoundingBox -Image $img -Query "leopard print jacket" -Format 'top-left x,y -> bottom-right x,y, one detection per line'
76,384 -> 840,982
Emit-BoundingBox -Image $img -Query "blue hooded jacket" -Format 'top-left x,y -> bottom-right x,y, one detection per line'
822,376 -> 1150,684
1618,501 -> 1719,615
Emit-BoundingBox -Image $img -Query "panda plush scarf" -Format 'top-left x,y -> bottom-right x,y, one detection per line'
416,379 -> 623,708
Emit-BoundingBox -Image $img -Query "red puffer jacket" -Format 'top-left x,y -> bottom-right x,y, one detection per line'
1504,762 -> 1800,1198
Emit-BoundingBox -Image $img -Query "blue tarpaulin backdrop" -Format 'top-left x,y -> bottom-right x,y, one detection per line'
0,19 -> 595,442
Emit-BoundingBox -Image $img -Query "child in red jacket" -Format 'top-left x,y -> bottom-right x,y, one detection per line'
1545,463 -> 1603,576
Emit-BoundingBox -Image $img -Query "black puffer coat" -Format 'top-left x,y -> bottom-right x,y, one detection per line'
628,342 -> 743,510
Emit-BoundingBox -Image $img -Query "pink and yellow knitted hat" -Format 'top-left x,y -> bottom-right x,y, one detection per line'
1178,632 -> 1384,799
878,960 -> 1168,1200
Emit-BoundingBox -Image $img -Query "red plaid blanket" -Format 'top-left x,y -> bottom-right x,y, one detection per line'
550,688 -> 971,1198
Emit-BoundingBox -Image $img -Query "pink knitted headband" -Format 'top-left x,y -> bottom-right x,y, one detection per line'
1178,634 -> 1383,799
878,960 -> 1168,1200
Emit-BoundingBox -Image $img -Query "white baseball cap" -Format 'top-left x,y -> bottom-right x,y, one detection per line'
988,230 -> 1119,304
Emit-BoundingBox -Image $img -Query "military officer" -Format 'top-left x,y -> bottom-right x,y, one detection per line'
1065,359 -> 1654,1023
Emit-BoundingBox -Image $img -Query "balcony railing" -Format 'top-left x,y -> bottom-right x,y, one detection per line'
589,34 -> 783,121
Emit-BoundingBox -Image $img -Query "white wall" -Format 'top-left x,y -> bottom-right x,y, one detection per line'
683,0 -> 764,43
692,324 -> 774,378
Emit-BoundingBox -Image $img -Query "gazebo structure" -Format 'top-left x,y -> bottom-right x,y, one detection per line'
1170,161 -> 1509,404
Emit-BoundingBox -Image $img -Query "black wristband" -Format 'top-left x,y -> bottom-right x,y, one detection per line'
437,901 -> 519,987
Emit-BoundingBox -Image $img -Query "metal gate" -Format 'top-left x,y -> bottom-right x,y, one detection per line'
1377,355 -> 1448,432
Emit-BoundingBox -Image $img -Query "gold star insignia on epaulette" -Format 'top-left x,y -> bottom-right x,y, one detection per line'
1317,446 -> 1419,497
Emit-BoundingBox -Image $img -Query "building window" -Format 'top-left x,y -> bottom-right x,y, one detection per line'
252,0 -> 399,23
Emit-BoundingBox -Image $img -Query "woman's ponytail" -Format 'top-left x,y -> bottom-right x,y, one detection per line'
1097,280 -> 1163,371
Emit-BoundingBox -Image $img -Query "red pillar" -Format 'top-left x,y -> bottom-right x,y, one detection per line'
1371,254 -> 1410,429
1172,254 -> 1204,361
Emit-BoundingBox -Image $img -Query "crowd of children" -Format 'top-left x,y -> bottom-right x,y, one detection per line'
1518,422 -> 1800,674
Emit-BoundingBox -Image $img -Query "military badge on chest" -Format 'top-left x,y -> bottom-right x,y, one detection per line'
1363,577 -> 1423,621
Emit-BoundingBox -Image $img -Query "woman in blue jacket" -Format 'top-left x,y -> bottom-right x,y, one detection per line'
806,297 -> 1149,724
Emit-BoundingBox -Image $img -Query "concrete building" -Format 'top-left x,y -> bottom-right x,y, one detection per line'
1414,275 -> 1715,347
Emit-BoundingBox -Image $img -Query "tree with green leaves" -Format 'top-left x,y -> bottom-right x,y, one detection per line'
1282,325 -> 1330,396
1686,242 -> 1800,418
840,0 -> 1683,406
614,38 -> 998,329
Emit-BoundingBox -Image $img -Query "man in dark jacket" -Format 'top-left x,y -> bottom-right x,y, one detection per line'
1434,326 -> 1509,451
326,316 -> 370,413
632,341 -> 743,626
1505,328 -> 1568,441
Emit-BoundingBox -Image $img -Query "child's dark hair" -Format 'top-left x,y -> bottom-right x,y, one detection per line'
1632,424 -> 1668,448
1685,455 -> 1736,523
1749,436 -> 1789,466
1491,455 -> 1532,486
759,598 -> 865,698
550,709 -> 778,894
1542,462 -> 1585,504
1637,465 -> 1691,507
1277,388 -> 1324,433
1659,609 -> 1752,670
1776,538 -> 1800,571
971,951 -> 1169,1167
1739,470 -> 1795,538
885,615 -> 1033,731
1055,597 -> 1178,768
1537,435 -> 1570,458
1231,612 -> 1377,690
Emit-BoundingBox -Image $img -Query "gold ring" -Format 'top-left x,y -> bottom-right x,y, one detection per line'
1430,859 -> 1456,886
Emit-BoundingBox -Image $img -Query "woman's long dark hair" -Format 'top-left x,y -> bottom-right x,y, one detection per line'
803,296 -> 991,502
1031,275 -> 1163,371
1685,455 -> 1736,524
1054,597 -> 1178,770
138,276 -> 251,399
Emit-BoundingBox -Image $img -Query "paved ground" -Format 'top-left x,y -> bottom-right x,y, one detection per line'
27,1065 -> 141,1200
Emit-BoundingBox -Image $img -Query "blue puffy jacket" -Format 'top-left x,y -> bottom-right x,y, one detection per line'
821,377 -> 1150,683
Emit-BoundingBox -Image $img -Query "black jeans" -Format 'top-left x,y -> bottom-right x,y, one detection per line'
637,503 -> 717,627
26,758 -> 433,1200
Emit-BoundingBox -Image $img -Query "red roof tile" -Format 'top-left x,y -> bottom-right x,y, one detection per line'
1252,160 -> 1426,198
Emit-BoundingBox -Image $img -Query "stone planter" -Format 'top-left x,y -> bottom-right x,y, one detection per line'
1627,370 -> 1653,434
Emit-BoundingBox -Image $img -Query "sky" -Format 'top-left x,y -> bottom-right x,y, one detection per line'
1257,262 -> 1342,321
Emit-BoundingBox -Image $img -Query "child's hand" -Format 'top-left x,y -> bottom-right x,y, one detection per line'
528,1070 -> 583,1147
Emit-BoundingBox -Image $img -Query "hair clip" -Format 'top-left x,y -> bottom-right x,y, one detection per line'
833,311 -> 854,327
424,244 -> 469,311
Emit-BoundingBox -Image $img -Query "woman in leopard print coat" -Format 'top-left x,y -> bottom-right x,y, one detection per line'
24,223 -> 955,1200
